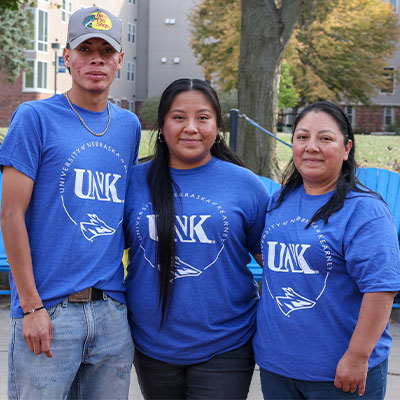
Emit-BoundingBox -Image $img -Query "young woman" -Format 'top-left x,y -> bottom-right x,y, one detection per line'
124,78 -> 269,399
254,101 -> 400,399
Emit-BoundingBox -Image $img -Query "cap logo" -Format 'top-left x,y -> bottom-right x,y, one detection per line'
82,11 -> 112,31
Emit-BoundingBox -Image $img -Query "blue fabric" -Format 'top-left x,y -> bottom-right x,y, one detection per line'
0,94 -> 141,317
259,359 -> 388,400
253,185 -> 400,381
8,297 -> 134,400
124,157 -> 269,364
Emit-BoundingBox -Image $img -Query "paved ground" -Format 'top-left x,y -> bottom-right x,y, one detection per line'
0,296 -> 398,399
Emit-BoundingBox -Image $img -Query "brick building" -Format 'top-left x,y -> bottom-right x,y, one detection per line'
0,0 -> 203,127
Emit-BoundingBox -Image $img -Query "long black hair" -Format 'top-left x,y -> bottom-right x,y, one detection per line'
147,78 -> 244,324
276,101 -> 380,228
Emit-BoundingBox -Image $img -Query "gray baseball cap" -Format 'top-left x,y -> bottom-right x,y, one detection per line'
67,6 -> 122,52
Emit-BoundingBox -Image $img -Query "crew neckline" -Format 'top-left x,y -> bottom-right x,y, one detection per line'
169,157 -> 218,175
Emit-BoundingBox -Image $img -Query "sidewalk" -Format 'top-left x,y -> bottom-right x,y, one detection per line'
0,296 -> 398,399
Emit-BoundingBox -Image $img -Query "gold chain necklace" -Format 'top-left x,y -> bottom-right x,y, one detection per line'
64,91 -> 111,137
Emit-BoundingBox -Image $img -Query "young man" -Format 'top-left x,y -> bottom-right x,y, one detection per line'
0,6 -> 140,399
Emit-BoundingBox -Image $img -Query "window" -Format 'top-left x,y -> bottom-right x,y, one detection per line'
343,105 -> 355,126
128,0 -> 136,4
127,62 -> 135,82
24,61 -> 35,89
128,23 -> 136,43
37,9 -> 48,52
165,18 -> 176,24
129,101 -> 135,113
24,60 -> 47,90
115,99 -> 121,107
161,57 -> 167,63
62,1 -> 72,22
115,69 -> 121,80
173,57 -> 180,64
384,106 -> 394,127
381,67 -> 395,94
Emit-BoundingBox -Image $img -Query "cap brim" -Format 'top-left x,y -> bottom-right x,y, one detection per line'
68,33 -> 121,52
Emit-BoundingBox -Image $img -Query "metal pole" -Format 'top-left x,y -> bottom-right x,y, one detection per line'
229,108 -> 239,152
54,50 -> 58,94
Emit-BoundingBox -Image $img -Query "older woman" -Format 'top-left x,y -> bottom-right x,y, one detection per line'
254,101 -> 400,399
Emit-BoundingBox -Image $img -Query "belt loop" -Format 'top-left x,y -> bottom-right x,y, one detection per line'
62,299 -> 68,307
102,291 -> 107,300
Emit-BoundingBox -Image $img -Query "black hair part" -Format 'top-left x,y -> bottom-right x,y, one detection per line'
147,78 -> 244,324
276,101 -> 380,227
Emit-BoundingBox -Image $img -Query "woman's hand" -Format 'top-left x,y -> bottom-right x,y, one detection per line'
334,291 -> 397,396
334,349 -> 368,395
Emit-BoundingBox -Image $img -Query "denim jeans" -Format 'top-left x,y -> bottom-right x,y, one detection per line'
8,295 -> 134,400
134,340 -> 255,400
260,358 -> 388,400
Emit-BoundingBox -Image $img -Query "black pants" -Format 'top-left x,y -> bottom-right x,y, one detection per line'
134,340 -> 255,400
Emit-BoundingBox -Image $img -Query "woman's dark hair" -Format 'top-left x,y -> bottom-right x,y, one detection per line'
277,101 -> 379,228
147,78 -> 244,324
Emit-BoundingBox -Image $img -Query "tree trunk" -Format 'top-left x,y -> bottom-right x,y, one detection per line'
237,0 -> 305,179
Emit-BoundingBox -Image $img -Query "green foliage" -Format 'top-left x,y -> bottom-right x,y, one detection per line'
189,0 -> 400,106
137,96 -> 159,127
218,90 -> 238,117
0,3 -> 34,82
278,62 -> 299,109
188,0 -> 240,91
290,0 -> 400,105
0,0 -> 23,10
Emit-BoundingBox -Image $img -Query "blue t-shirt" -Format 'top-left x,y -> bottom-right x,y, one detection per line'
253,185 -> 400,381
0,94 -> 141,317
124,157 -> 269,364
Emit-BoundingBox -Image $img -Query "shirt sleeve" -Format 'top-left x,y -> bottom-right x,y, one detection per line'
0,103 -> 42,180
344,200 -> 400,293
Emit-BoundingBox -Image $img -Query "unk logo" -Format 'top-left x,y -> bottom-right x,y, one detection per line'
80,214 -> 116,242
266,241 -> 318,274
147,214 -> 215,244
74,168 -> 123,203
276,287 -> 316,316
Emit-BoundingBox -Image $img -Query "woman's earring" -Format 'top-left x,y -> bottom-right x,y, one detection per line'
158,132 -> 165,142
215,134 -> 221,144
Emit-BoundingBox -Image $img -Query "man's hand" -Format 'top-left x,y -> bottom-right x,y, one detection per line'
22,308 -> 53,358
334,350 -> 368,396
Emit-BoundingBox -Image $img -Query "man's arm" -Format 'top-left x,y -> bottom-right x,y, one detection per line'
334,291 -> 397,396
1,166 -> 53,357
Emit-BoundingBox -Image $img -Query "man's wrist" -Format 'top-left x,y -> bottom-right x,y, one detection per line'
22,305 -> 45,317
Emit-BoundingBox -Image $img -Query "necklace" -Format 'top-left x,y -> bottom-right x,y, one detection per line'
64,91 -> 111,137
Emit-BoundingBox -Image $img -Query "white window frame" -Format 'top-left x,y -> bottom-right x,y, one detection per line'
62,0 -> 73,22
37,9 -> 48,52
380,66 -> 396,95
114,99 -> 121,107
128,23 -> 136,44
127,62 -> 135,82
129,101 -> 135,113
128,0 -> 136,4
343,105 -> 355,126
23,60 -> 48,90
383,106 -> 395,128
115,69 -> 121,80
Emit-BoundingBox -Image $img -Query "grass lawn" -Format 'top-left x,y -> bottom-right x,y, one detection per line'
139,130 -> 400,172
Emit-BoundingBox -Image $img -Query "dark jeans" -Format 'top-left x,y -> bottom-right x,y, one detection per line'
260,358 -> 388,400
134,340 -> 255,399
